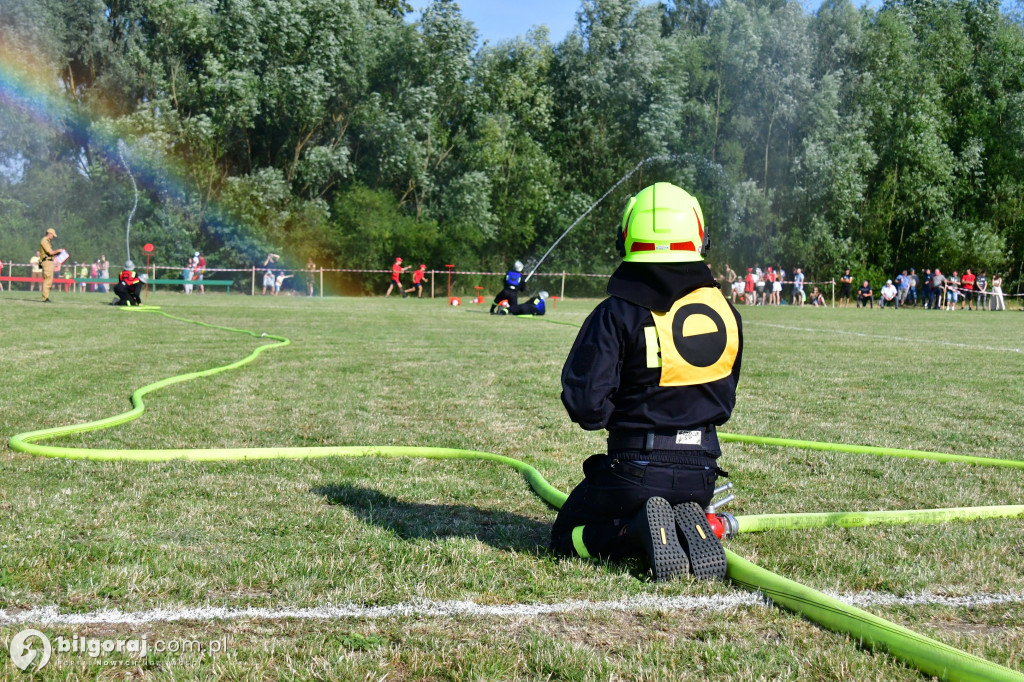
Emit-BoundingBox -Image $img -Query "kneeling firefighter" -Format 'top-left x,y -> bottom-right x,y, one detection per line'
507,290 -> 548,316
112,261 -> 143,306
490,260 -> 524,314
551,182 -> 743,581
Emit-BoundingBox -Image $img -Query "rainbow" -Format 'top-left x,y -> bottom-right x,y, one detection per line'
0,37 -> 296,272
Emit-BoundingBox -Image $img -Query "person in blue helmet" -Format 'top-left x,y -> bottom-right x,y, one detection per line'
506,291 -> 548,316
490,260 -> 524,314
551,182 -> 743,582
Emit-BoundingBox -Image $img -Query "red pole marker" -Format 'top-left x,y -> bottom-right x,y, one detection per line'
445,264 -> 454,299
143,243 -> 154,300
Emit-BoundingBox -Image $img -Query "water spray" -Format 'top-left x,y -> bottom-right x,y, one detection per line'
524,153 -> 732,283
118,139 -> 139,265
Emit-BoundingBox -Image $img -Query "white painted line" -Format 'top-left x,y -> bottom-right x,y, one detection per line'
3,590 -> 1022,626
748,321 -> 1023,354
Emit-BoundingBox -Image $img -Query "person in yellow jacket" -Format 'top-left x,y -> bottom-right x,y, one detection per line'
39,228 -> 61,303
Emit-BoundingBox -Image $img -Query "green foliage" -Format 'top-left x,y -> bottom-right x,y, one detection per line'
3,0 -> 1024,287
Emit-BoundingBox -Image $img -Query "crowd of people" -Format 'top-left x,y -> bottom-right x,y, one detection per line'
720,263 -> 822,307
718,263 -> 1010,310
846,268 -> 1008,311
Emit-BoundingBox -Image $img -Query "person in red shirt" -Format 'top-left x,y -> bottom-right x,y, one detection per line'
960,268 -> 976,310
385,257 -> 410,297
111,260 -> 143,306
404,264 -> 430,298
743,268 -> 755,305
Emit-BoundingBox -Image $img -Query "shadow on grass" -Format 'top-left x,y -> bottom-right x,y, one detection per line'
311,483 -> 552,555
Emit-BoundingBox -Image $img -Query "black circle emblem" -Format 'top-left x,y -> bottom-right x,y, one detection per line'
670,303 -> 727,367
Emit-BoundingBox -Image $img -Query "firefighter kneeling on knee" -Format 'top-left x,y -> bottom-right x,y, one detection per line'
551,182 -> 744,582
112,261 -> 144,306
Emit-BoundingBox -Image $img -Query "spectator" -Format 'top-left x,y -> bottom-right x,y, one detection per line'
743,268 -> 755,305
879,279 -> 898,308
194,251 -> 206,295
792,268 -> 805,306
771,268 -> 783,305
385,257 -> 410,298
907,268 -> 919,306
78,262 -> 89,292
99,255 -> 109,293
991,274 -> 1006,310
976,271 -> 988,310
946,271 -> 960,311
839,268 -> 853,307
182,258 -> 193,295
404,264 -> 430,298
29,251 -> 41,291
274,271 -> 293,295
90,260 -> 99,292
730,277 -> 744,304
929,269 -> 945,310
754,269 -> 766,305
722,263 -> 737,290
896,270 -> 910,307
857,280 -> 874,308
261,268 -> 275,295
305,257 -> 316,296
808,286 -> 826,306
0,257 -> 4,291
960,268 -> 976,310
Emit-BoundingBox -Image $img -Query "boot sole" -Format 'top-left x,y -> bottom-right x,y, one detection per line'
674,502 -> 728,580
635,497 -> 689,582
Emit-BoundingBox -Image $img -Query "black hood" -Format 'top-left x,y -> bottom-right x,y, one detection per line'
607,261 -> 718,312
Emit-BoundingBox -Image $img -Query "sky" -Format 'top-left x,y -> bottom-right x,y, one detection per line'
409,0 -> 881,47
408,0 -> 583,46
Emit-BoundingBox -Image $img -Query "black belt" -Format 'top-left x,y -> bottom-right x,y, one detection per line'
607,427 -> 720,455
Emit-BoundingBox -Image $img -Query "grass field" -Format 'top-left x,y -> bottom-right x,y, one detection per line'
2,289 -> 1023,680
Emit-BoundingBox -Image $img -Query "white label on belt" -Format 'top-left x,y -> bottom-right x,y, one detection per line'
676,430 -> 702,445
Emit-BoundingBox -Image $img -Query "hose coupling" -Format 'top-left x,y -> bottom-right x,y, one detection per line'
713,481 -> 734,496
706,493 -> 735,513
716,512 -> 739,539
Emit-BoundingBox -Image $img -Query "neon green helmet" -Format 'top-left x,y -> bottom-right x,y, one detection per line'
617,182 -> 708,263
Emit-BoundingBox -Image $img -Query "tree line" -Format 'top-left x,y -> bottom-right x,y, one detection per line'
2,0 -> 1024,294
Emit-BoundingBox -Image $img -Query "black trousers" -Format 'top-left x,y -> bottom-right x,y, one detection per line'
113,281 -> 143,305
492,287 -> 519,307
550,453 -> 719,560
508,301 -> 542,315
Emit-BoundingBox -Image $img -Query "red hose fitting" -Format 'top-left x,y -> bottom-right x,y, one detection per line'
706,512 -> 726,539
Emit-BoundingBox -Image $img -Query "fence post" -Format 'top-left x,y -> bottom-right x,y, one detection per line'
251,266 -> 255,296
320,268 -> 323,297
560,271 -> 566,300
430,271 -> 434,299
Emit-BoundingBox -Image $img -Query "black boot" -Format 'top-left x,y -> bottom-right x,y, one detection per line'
673,502 -> 728,580
625,497 -> 689,582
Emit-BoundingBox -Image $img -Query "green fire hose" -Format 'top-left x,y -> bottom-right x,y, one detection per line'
8,306 -> 1023,681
